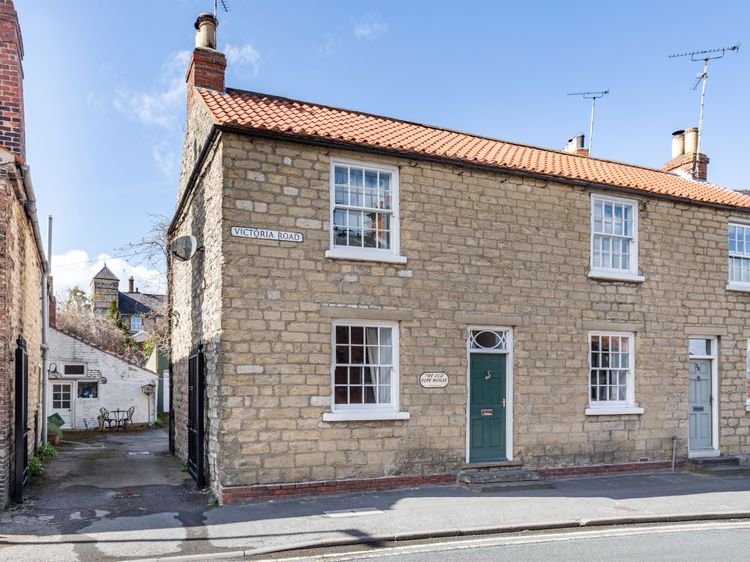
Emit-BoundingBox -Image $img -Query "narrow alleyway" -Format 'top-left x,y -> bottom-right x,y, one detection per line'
1,428 -> 211,560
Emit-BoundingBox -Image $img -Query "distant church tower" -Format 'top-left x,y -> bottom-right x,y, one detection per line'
90,264 -> 120,315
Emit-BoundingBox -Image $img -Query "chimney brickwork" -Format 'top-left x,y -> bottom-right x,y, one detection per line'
186,13 -> 226,113
662,128 -> 709,181
0,0 -> 24,161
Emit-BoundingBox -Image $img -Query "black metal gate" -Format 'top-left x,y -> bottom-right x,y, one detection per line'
187,343 -> 206,488
11,336 -> 29,503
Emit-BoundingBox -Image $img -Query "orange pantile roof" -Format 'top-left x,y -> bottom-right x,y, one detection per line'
197,88 -> 750,210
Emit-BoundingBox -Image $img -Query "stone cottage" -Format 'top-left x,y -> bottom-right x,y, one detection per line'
0,0 -> 46,506
90,264 -> 165,338
169,14 -> 750,504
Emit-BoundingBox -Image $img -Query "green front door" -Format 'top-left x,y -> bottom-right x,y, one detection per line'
469,354 -> 507,462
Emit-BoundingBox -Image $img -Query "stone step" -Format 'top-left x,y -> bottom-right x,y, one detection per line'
461,460 -> 524,472
458,469 -> 540,485
466,480 -> 552,493
688,456 -> 740,467
688,464 -> 750,477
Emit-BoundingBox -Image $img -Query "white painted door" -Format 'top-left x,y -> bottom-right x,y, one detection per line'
688,359 -> 712,450
51,382 -> 73,427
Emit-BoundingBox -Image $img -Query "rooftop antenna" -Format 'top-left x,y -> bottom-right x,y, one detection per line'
567,90 -> 609,155
669,43 -> 740,177
213,0 -> 230,18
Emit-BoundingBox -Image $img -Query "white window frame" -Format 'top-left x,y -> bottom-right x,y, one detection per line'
52,383 -> 72,409
130,316 -> 142,331
323,319 -> 410,421
325,158 -> 406,264
727,221 -> 750,292
77,381 -> 99,400
62,363 -> 86,378
586,331 -> 643,415
588,193 -> 644,282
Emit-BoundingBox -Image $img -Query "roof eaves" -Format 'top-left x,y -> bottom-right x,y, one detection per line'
216,123 -> 750,214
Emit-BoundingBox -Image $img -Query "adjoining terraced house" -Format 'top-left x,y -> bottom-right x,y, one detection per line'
169,14 -> 750,504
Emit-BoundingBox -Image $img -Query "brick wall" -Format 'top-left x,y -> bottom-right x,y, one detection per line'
171,127 -> 750,497
0,0 -> 24,161
0,166 -> 42,505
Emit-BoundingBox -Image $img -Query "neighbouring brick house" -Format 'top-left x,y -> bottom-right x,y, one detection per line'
0,0 -> 46,506
169,14 -> 750,504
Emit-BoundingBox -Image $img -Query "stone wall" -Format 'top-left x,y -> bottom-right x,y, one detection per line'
0,166 -> 43,505
169,100 -> 224,492
207,133 -> 750,492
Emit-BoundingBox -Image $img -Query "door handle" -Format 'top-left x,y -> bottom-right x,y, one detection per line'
502,398 -> 506,408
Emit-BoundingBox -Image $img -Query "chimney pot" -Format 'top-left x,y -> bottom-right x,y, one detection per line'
128,276 -> 134,293
186,12 -> 227,112
684,127 -> 699,154
195,13 -> 218,50
671,130 -> 685,159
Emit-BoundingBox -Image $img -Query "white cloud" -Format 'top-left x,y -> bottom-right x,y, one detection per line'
354,15 -> 388,41
224,43 -> 261,77
315,33 -> 338,57
52,250 -> 166,300
113,50 -> 190,129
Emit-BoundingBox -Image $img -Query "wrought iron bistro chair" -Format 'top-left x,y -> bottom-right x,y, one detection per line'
98,407 -> 117,431
119,406 -> 136,431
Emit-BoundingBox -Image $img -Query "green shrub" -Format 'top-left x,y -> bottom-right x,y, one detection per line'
28,456 -> 44,477
153,418 -> 164,428
37,443 -> 57,458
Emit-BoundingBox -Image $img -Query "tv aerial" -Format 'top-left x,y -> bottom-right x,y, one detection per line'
214,0 -> 230,17
669,43 -> 740,177
567,90 -> 609,156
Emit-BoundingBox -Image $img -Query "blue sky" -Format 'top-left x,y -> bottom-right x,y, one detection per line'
16,0 -> 750,294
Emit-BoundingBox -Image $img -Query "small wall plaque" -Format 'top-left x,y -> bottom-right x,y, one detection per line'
419,372 -> 448,388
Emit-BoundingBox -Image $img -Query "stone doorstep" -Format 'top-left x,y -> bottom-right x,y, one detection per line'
458,469 -> 541,485
466,480 -> 553,493
460,460 -> 524,471
687,456 -> 740,467
686,456 -> 750,477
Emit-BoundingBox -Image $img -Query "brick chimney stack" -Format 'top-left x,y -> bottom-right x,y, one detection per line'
128,276 -> 134,293
662,128 -> 709,181
186,13 -> 226,113
0,0 -> 25,161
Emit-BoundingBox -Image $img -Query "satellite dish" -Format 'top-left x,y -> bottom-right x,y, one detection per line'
171,235 -> 199,261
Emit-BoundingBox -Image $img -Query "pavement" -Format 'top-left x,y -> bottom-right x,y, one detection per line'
2,429 -> 750,561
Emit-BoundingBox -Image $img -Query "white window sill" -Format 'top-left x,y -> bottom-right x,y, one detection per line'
323,410 -> 411,422
726,282 -> 750,293
588,270 -> 645,283
746,399 -> 750,413
325,248 -> 407,264
585,406 -> 644,416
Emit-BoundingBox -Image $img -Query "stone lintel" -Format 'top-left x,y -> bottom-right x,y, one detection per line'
319,306 -> 414,322
456,313 -> 523,326
582,320 -> 645,333
685,326 -> 728,337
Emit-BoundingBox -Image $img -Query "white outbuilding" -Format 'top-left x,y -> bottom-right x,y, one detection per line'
47,327 -> 158,430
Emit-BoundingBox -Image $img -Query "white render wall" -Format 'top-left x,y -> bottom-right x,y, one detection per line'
48,328 -> 158,430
